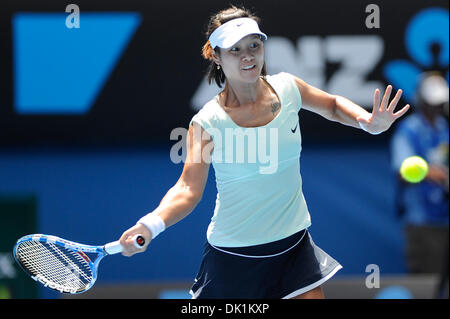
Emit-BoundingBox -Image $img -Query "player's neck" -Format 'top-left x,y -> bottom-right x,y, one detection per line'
223,78 -> 264,107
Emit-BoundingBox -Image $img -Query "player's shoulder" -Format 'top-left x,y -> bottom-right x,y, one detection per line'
265,72 -> 301,94
191,97 -> 222,128
266,72 -> 297,83
196,97 -> 220,115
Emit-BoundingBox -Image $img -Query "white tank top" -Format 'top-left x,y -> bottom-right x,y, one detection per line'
190,72 -> 311,247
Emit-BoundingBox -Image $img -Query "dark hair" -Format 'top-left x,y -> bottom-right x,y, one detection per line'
202,5 -> 267,87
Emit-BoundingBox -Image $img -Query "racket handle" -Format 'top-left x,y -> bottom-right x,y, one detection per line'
104,234 -> 146,255
133,234 -> 146,248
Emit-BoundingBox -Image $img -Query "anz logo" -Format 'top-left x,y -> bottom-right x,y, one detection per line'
191,7 -> 449,111
12,8 -> 448,115
383,7 -> 449,103
13,12 -> 141,114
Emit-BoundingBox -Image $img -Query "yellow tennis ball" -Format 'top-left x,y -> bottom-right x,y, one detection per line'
400,156 -> 429,183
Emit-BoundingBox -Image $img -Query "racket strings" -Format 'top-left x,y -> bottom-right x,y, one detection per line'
15,241 -> 93,292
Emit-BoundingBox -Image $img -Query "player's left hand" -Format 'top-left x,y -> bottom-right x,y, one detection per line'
357,85 -> 410,135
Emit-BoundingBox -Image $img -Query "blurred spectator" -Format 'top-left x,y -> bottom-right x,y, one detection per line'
390,71 -> 449,276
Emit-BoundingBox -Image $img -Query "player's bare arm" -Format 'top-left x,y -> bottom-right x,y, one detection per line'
294,76 -> 410,134
120,122 -> 212,256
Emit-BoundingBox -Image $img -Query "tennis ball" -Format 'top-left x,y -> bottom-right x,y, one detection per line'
400,156 -> 428,183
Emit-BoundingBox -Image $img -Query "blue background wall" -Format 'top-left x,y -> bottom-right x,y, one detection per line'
0,143 -> 406,298
2,0 -> 445,299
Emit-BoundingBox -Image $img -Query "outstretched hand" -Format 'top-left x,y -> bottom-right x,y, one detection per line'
357,85 -> 410,135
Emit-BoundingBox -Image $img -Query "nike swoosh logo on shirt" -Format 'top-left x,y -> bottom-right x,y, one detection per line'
291,123 -> 298,133
320,257 -> 327,267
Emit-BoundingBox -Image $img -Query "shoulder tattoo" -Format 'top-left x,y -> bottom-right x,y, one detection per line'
271,101 -> 281,115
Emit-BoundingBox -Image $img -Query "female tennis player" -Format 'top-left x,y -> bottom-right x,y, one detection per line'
118,6 -> 410,299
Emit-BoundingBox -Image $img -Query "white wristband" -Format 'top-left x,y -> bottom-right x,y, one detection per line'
137,213 -> 166,239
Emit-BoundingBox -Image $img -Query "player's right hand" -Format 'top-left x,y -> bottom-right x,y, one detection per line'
119,223 -> 152,257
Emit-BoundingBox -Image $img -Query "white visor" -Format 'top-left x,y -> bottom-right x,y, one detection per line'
420,74 -> 449,105
209,17 -> 267,49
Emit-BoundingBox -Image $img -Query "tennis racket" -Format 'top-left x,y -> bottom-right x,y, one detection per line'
13,233 -> 145,294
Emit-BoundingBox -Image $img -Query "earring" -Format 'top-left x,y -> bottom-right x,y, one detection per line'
217,65 -> 221,70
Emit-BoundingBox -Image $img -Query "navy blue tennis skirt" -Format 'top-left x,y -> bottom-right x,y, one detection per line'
190,229 -> 342,299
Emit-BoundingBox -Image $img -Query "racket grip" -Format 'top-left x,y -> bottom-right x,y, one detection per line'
104,234 -> 146,255
132,234 -> 146,248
